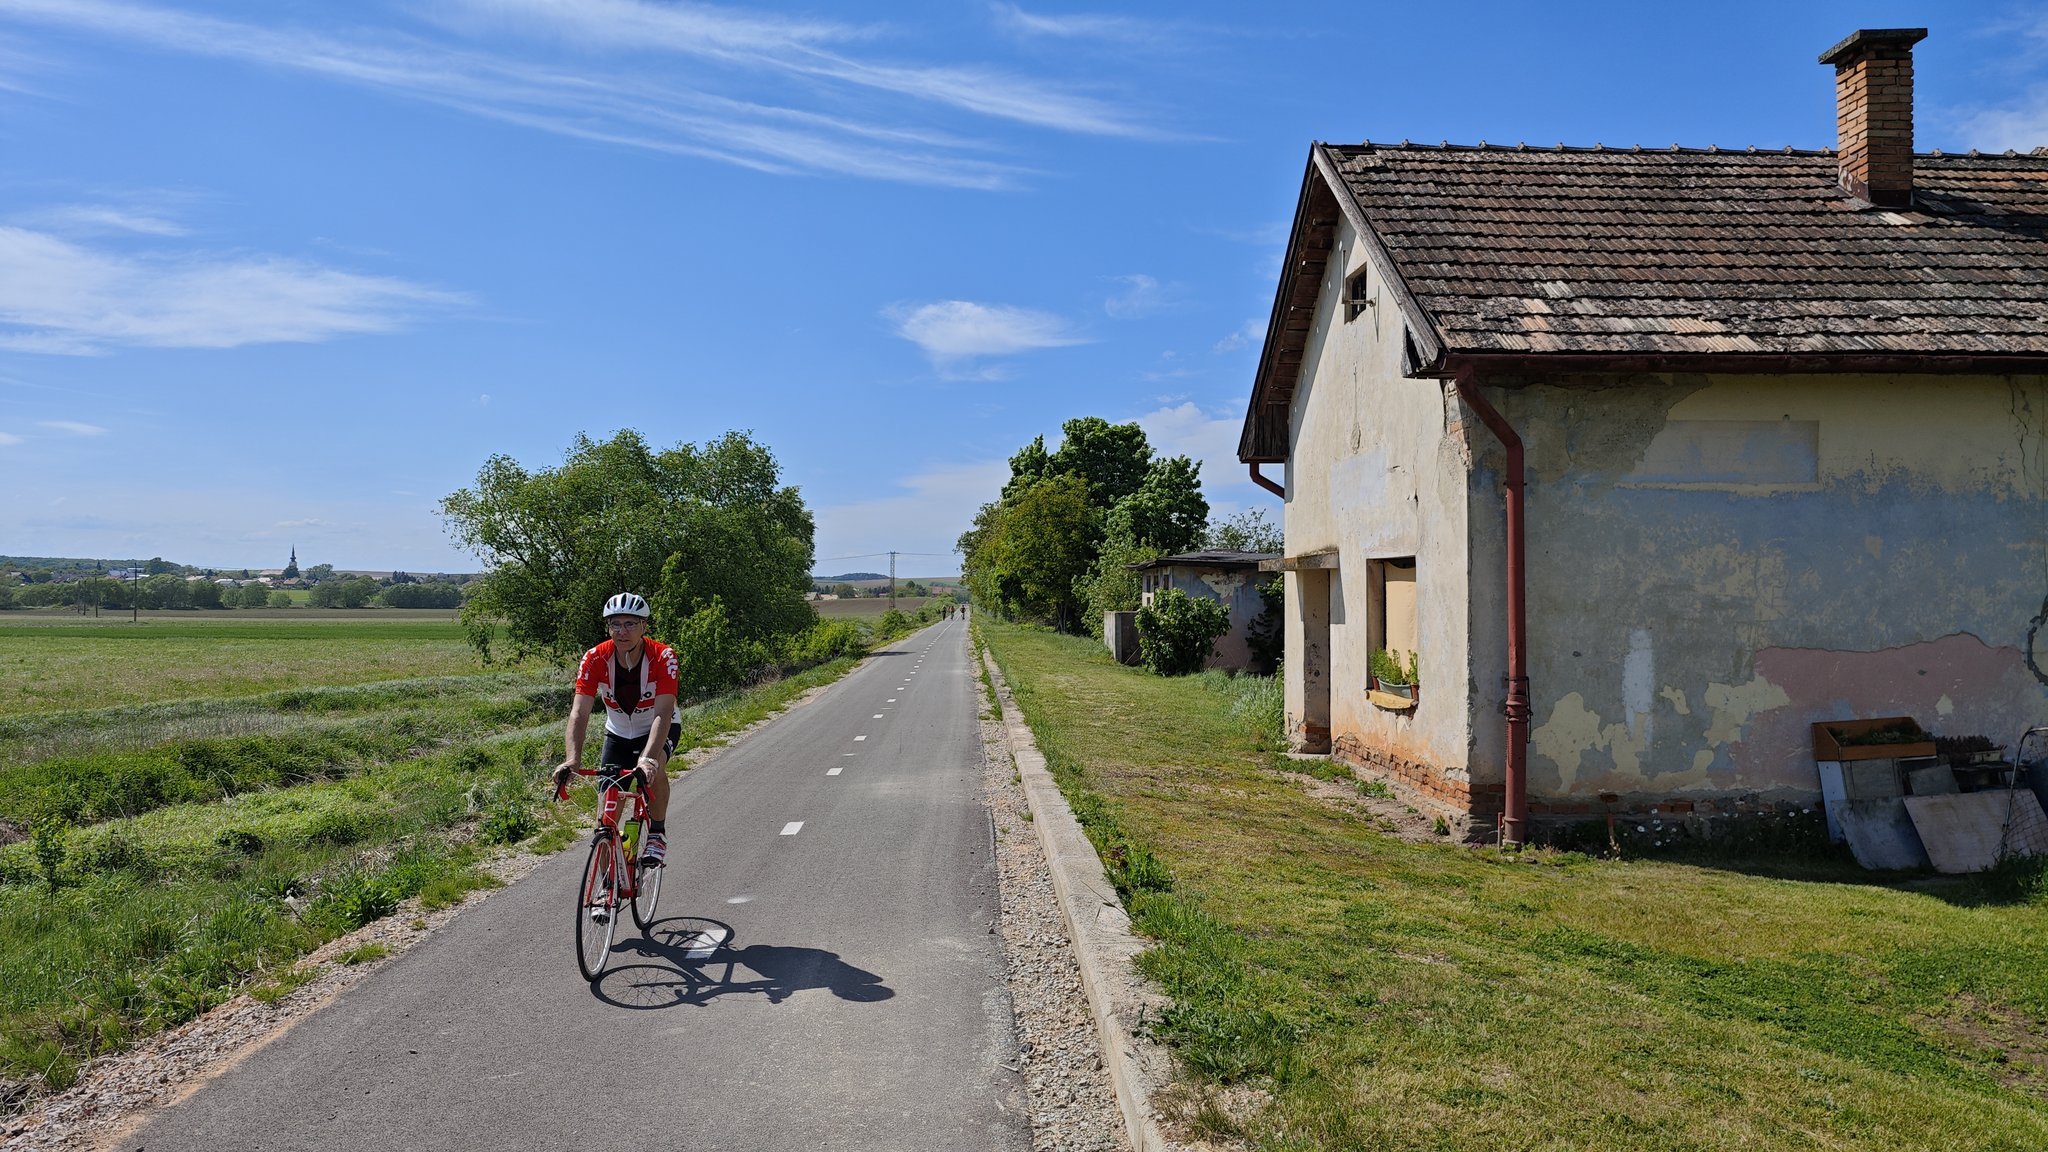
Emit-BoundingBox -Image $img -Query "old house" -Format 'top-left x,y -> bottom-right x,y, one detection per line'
1237,28 -> 2048,843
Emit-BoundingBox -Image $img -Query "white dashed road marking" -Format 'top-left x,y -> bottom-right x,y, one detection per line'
854,735 -> 867,742
827,766 -> 843,776
781,822 -> 803,836
873,713 -> 884,718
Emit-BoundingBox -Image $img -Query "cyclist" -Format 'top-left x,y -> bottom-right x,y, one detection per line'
552,592 -> 681,866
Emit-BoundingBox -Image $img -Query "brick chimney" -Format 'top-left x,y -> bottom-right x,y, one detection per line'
1819,28 -> 1927,208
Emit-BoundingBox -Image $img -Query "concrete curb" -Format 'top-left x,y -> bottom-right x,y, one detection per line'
978,642 -> 1178,1152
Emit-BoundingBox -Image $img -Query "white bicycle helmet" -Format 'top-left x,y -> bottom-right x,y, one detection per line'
600,592 -> 651,619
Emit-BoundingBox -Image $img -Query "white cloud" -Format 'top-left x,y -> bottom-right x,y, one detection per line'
1213,316 -> 1264,354
1955,86 -> 2048,152
988,3 -> 1157,45
1103,272 -> 1176,319
0,430 -> 21,446
811,459 -> 1009,570
19,204 -> 189,236
39,419 -> 105,435
0,0 -> 1159,188
1136,401 -> 1246,493
0,226 -> 464,354
889,300 -> 1086,374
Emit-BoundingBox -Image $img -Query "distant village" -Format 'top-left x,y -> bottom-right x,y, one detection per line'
0,548 -> 477,610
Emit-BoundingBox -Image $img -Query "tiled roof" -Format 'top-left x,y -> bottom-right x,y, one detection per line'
1325,142 -> 2048,357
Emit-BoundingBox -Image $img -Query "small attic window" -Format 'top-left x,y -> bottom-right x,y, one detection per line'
1345,267 -> 1373,321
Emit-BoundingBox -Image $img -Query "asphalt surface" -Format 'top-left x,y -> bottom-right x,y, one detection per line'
119,618 -> 1030,1152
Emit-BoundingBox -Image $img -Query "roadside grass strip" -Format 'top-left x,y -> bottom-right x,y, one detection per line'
0,649 -> 864,1113
976,620 -> 2048,1152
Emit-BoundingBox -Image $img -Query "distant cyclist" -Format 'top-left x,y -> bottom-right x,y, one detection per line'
553,593 -> 681,866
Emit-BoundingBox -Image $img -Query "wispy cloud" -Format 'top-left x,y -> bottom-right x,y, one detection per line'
1955,87 -> 2048,152
39,419 -> 105,435
988,3 -> 1156,45
888,300 -> 1087,376
812,458 -> 1010,567
0,226 -> 465,354
1213,317 -> 1264,354
1104,272 -> 1180,319
0,430 -> 22,446
0,0 -> 1159,187
17,203 -> 190,236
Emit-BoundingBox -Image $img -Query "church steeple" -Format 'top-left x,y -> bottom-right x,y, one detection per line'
283,546 -> 300,581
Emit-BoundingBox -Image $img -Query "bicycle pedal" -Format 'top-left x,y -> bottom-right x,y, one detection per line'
588,907 -> 610,924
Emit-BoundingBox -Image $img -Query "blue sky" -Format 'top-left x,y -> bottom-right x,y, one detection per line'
0,1 -> 2042,575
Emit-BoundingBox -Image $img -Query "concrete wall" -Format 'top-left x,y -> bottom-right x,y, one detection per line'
1478,372 -> 2048,811
1280,217 -> 1478,806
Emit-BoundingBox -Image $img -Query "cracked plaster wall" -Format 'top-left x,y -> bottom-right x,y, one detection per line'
1488,373 -> 2048,802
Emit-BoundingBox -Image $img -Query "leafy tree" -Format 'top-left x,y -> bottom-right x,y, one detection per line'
1074,519 -> 1160,638
305,563 -> 337,582
309,576 -> 377,608
961,475 -> 1097,630
831,583 -> 860,599
442,429 -> 816,666
1136,587 -> 1230,676
187,579 -> 224,610
140,573 -> 189,609
234,583 -> 271,608
1115,455 -> 1208,555
143,557 -> 176,576
267,590 -> 294,609
1043,417 -> 1152,507
1207,507 -> 1283,554
380,582 -> 462,609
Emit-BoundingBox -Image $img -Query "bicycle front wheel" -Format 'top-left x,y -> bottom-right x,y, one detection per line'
631,849 -> 662,931
575,834 -> 622,981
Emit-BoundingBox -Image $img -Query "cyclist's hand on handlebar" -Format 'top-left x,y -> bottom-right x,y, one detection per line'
551,762 -> 576,800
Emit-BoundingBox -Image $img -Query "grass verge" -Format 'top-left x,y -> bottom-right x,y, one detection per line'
978,619 -> 2048,1152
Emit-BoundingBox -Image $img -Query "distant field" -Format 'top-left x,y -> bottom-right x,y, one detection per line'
813,596 -> 945,619
0,612 -> 489,717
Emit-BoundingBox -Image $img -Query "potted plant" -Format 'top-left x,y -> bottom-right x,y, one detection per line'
1371,648 -> 1419,700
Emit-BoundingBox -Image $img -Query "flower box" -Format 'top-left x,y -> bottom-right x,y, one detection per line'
1811,716 -> 1936,763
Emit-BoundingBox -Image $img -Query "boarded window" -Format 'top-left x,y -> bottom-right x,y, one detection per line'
1370,557 -> 1419,686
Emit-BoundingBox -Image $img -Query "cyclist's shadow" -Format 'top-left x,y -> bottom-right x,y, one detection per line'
592,916 -> 894,1010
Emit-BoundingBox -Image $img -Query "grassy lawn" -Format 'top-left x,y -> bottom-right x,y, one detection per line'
978,619 -> 2048,1151
0,615 -> 484,717
0,610 -> 875,1111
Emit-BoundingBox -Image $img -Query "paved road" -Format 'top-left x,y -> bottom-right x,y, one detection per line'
120,618 -> 1030,1152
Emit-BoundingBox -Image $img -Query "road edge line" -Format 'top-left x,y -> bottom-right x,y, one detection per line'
978,644 -> 1177,1152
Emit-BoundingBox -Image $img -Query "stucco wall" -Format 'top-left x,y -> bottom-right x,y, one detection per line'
1478,372 -> 2048,807
1282,219 -> 1476,790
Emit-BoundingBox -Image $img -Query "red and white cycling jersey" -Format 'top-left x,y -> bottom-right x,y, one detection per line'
573,638 -> 682,738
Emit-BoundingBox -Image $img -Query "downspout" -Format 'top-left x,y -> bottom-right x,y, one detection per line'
1249,462 -> 1285,500
1453,368 -> 1530,846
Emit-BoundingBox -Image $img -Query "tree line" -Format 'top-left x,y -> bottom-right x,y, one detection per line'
0,574 -> 466,611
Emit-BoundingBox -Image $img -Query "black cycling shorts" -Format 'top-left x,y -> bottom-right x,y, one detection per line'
599,727 -> 679,775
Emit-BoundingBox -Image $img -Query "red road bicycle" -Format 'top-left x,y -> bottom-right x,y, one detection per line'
555,766 -> 663,980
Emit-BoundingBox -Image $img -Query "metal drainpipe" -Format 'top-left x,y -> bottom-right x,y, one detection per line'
1249,462 -> 1285,499
1453,368 -> 1531,845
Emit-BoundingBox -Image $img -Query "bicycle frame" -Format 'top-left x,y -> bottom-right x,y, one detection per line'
559,767 -> 647,901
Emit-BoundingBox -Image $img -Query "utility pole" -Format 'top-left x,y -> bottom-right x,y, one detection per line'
888,551 -> 897,611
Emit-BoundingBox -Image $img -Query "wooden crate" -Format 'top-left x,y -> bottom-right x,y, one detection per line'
1812,716 -> 1936,762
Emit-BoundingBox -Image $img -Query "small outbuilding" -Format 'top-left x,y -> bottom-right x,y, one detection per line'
1104,549 -> 1279,671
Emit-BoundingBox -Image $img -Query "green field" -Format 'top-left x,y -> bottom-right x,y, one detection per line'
0,610 -> 891,1110
978,619 -> 2048,1152
812,596 -> 946,619
0,612 -> 481,717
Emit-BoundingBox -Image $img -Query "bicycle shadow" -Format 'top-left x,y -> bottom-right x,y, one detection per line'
592,916 -> 894,1010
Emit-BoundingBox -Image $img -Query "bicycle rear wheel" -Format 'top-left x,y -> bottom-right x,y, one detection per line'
575,834 -> 621,981
631,849 -> 662,931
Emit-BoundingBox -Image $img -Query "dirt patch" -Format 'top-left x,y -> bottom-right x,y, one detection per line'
0,820 -> 22,847
1913,992 -> 2048,1097
1278,765 -> 1458,843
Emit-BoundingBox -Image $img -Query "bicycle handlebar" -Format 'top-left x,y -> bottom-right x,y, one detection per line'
552,765 -> 644,803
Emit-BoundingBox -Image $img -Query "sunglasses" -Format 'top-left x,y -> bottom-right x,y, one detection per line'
605,617 -> 644,630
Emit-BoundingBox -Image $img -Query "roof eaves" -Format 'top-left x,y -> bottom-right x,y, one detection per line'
1238,152 -> 1329,464
1312,143 -> 1448,374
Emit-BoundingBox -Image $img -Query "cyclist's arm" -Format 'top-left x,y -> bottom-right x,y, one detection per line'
640,694 -> 677,768
562,692 -> 596,768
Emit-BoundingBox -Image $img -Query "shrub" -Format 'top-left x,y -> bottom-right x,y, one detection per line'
1135,588 -> 1230,676
31,816 -> 68,888
478,800 -> 536,845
